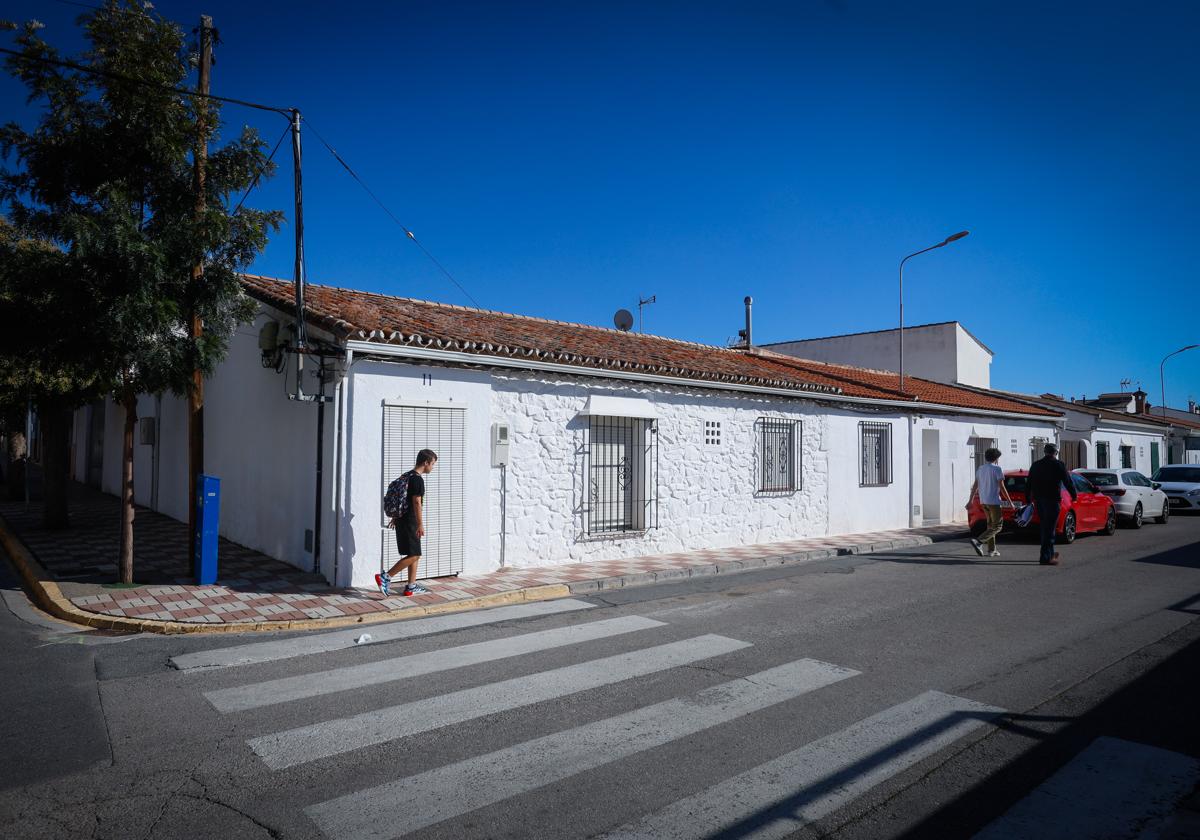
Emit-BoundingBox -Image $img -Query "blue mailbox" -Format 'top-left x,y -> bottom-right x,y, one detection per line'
194,474 -> 220,585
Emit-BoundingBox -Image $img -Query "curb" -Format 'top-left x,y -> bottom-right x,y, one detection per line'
0,514 -> 572,635
563,533 -> 962,594
0,511 -> 966,635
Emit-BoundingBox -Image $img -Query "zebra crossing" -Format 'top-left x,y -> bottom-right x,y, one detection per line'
188,601 -> 1009,839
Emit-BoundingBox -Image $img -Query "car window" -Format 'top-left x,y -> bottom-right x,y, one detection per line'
1003,476 -> 1027,494
1153,467 -> 1200,483
1080,472 -> 1118,487
1072,475 -> 1096,494
1131,473 -> 1151,487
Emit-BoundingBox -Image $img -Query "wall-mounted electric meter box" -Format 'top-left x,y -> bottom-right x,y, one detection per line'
491,422 -> 510,467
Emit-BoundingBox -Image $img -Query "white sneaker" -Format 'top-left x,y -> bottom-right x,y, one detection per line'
988,550 -> 1001,557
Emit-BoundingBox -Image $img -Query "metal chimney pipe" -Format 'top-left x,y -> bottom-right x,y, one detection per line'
744,296 -> 753,348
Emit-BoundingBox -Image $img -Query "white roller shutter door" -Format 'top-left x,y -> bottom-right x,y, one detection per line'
381,404 -> 465,578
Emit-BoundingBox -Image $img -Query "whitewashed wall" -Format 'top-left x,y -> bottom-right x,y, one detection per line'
338,359 -> 492,589
79,309 -> 336,576
486,372 -> 835,570
909,416 -> 1061,527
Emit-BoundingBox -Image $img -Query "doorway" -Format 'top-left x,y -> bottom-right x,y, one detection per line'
922,428 -> 940,524
380,403 -> 466,579
85,402 -> 105,488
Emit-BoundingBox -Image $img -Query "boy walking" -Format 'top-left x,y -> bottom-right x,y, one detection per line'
968,447 -> 1013,557
376,449 -> 438,596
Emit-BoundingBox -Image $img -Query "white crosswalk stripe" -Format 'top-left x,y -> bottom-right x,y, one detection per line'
171,598 -> 597,671
601,690 -> 1004,840
303,658 -> 859,840
249,633 -> 752,770
204,614 -> 665,713
973,736 -> 1200,840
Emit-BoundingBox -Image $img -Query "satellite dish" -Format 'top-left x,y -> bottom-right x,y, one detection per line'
613,309 -> 634,331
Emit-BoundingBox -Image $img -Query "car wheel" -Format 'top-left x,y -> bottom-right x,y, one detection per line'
1062,511 -> 1077,543
1102,507 -> 1117,535
1156,500 -> 1170,524
1130,502 -> 1143,529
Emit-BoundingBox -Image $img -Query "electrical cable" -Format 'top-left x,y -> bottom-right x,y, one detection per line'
231,122 -> 291,215
0,46 -> 291,117
301,117 -> 483,309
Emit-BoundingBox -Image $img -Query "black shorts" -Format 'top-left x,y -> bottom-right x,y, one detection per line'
395,519 -> 421,557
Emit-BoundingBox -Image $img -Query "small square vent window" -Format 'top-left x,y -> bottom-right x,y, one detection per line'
704,420 -> 722,446
1010,439 -> 1019,454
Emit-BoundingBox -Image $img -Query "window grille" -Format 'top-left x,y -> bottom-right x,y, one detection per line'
704,420 -> 722,446
585,416 -> 659,535
1096,441 -> 1110,469
1120,445 -> 1133,468
859,421 -> 893,487
758,418 -> 799,493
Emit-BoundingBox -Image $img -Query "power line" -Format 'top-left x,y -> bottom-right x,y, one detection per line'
300,118 -> 482,309
0,45 -> 291,117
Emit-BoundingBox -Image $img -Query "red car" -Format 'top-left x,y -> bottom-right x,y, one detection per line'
967,469 -> 1117,543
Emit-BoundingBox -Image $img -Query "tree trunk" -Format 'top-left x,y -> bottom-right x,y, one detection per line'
119,388 -> 137,584
5,429 -> 26,501
41,402 -> 72,530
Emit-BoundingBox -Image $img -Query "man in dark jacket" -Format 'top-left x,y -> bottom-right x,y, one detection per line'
1026,442 -> 1077,566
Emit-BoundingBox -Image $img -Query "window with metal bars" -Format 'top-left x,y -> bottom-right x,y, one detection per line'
585,416 -> 658,535
1096,441 -> 1110,468
859,421 -> 893,487
757,418 -> 800,493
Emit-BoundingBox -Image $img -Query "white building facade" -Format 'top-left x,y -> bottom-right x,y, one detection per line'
763,322 -> 994,389
71,279 -> 1061,590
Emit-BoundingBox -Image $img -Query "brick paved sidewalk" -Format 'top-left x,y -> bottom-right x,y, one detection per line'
1,482 -> 966,628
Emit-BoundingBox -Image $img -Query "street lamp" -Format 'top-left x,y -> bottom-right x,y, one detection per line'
1160,344 -> 1199,418
899,231 -> 969,394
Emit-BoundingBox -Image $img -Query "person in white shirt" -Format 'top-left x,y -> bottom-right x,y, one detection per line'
968,447 -> 1014,557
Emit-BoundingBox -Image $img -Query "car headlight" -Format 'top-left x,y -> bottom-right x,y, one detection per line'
1188,489 -> 1200,497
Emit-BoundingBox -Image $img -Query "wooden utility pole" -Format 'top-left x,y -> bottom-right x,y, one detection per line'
188,15 -> 213,542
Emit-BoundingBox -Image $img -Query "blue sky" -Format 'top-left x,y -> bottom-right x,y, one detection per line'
4,1 -> 1199,406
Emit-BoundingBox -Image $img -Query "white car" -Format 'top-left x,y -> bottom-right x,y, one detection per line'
1152,465 -> 1200,512
1074,468 -> 1169,527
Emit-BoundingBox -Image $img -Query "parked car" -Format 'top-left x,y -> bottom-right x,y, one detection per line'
1151,465 -> 1200,512
1074,468 -> 1169,527
967,470 -> 1116,543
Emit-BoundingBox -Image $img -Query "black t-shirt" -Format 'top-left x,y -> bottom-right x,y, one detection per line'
401,473 -> 425,525
1027,456 -> 1076,502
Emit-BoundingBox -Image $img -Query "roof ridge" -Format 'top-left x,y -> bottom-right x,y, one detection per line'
241,273 -> 743,355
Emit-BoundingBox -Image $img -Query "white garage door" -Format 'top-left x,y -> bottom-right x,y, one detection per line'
381,404 -> 465,578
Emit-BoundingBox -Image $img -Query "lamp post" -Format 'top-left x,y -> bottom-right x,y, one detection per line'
899,230 -> 969,394
1160,344 -> 1199,418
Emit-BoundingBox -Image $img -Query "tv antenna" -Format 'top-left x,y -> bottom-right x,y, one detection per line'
1119,378 -> 1132,391
637,295 -> 656,332
613,309 -> 634,332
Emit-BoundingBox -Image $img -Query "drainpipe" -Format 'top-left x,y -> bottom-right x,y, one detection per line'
907,417 -> 915,528
312,357 -> 326,575
151,393 -> 162,511
331,347 -> 354,587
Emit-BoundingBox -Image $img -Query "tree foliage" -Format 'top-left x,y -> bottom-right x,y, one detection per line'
1,1 -> 282,561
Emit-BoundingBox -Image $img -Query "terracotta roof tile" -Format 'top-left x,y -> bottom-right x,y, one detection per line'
240,274 -> 1058,418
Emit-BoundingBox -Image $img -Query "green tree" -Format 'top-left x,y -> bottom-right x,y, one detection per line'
1,3 -> 282,581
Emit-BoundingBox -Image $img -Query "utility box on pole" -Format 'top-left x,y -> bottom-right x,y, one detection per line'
194,474 -> 220,585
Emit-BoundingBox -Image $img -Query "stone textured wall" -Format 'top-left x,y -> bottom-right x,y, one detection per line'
488,371 -> 834,568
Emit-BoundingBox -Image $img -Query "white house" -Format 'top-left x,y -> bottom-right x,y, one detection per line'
762,321 -> 994,388
1077,394 -> 1200,466
986,392 -> 1170,474
70,276 -> 1061,589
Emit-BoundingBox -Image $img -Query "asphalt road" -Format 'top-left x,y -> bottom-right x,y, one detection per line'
2,514 -> 1199,840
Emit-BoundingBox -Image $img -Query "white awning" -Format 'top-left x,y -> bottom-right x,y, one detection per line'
968,425 -> 996,440
579,395 -> 659,419
1120,436 -> 1135,447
